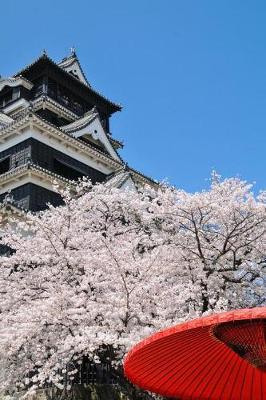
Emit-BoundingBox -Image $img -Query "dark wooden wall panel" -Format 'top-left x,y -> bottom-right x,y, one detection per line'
0,183 -> 64,211
0,138 -> 107,184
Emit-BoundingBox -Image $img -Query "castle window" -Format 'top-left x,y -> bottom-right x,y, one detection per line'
0,90 -> 13,108
13,87 -> 20,100
0,156 -> 10,174
53,158 -> 85,181
33,77 -> 44,98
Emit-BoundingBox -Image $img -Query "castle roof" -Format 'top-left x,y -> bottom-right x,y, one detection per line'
14,52 -> 122,115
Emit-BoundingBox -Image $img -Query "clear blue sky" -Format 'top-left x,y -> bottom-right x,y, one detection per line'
1,1 -> 266,192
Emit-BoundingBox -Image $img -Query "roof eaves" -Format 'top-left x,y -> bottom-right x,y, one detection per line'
0,110 -> 123,168
31,112 -> 122,166
0,76 -> 34,92
0,162 -> 74,187
128,166 -> 158,186
0,109 -> 31,135
106,164 -> 157,186
32,95 -> 79,121
108,135 -> 124,149
61,111 -> 98,133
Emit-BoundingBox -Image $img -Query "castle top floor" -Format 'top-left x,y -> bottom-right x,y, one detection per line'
0,51 -> 121,130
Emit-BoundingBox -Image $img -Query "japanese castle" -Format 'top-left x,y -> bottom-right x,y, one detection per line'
0,50 -> 153,214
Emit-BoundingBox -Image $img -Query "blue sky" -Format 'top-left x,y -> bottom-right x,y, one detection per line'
1,1 -> 266,192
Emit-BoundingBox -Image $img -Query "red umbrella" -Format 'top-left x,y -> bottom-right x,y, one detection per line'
124,307 -> 266,400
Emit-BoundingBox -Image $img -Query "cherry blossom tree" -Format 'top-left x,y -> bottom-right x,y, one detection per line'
0,176 -> 265,396
154,174 -> 266,313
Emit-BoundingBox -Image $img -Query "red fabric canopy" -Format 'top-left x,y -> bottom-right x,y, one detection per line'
124,307 -> 266,400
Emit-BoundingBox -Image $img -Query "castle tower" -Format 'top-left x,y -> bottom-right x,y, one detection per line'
0,51 -> 152,212
0,51 -> 156,397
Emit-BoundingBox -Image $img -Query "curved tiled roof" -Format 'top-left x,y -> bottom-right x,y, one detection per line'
32,95 -> 79,121
14,53 -> 122,112
108,135 -> 123,149
0,76 -> 33,92
61,108 -> 98,133
0,162 -> 74,188
0,110 -> 156,186
61,107 -> 124,161
0,110 -> 119,166
0,112 -> 14,127
58,52 -> 90,86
